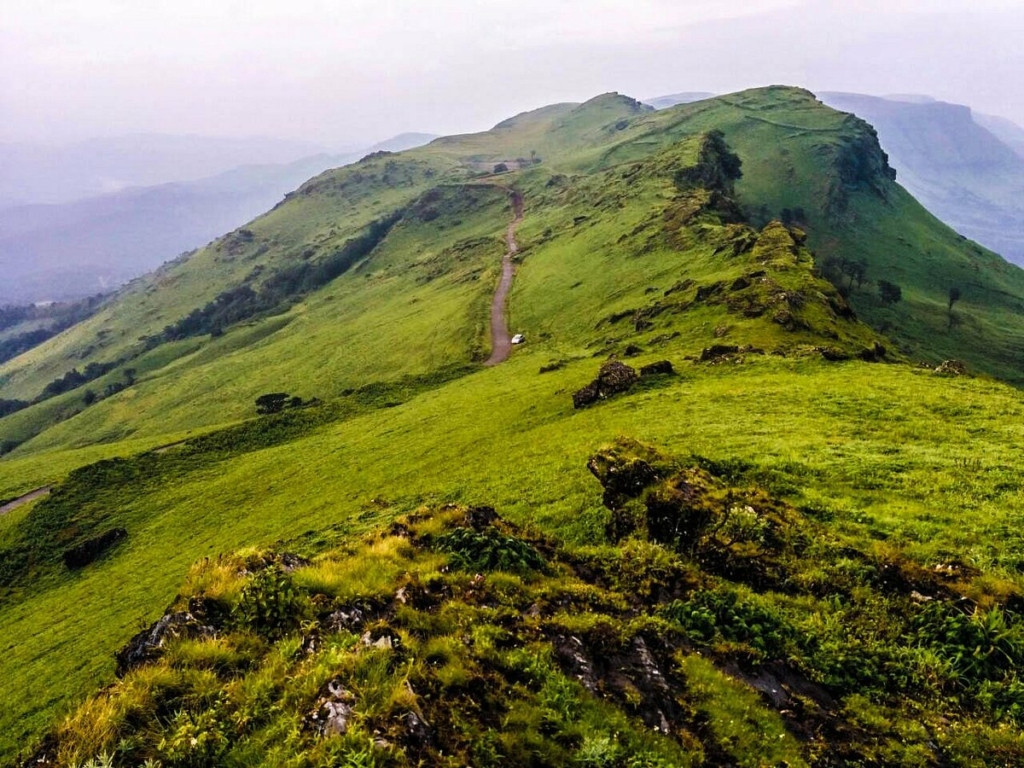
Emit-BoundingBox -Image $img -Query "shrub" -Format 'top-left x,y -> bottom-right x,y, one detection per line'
662,588 -> 795,658
434,527 -> 546,574
231,567 -> 308,639
912,602 -> 1024,686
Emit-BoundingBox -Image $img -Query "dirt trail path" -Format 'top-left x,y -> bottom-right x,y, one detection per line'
0,486 -> 52,517
485,191 -> 524,367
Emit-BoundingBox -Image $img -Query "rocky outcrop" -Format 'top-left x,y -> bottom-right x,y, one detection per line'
572,361 -> 639,408
935,359 -> 968,376
698,344 -> 763,363
305,679 -> 355,737
63,528 -> 127,569
115,610 -> 216,677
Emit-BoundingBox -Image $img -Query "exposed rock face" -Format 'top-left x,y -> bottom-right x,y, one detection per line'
305,679 -> 355,737
639,360 -> 674,376
698,344 -> 764,363
115,611 -> 215,677
551,632 -> 687,736
935,359 -> 968,376
572,361 -> 639,408
63,528 -> 128,569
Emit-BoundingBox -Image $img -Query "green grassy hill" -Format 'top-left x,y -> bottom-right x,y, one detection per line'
4,87 -> 1024,766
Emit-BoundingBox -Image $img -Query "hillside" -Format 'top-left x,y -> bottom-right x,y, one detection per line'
4,87 -> 1024,765
0,134 -> 437,304
819,92 -> 1024,266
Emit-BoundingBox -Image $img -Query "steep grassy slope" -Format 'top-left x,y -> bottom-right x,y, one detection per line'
5,88 -> 1024,765
0,137 -> 442,305
643,88 -> 1024,381
0,90 -> 888,457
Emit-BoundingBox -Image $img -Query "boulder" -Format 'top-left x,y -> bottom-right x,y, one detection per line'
572,361 -> 639,408
698,344 -> 739,362
622,344 -> 643,357
572,382 -> 601,409
639,360 -> 674,376
63,528 -> 127,569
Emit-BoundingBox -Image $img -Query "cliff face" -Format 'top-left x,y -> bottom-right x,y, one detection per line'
820,92 -> 1024,264
824,114 -> 899,217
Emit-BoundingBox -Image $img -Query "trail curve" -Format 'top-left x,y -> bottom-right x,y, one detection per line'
0,486 -> 51,517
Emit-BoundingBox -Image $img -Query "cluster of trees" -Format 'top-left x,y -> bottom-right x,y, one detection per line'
877,279 -> 902,306
150,211 -> 403,346
779,207 -> 807,226
821,256 -> 900,307
254,392 -> 308,415
82,368 -> 137,406
0,294 -> 107,366
0,399 -> 28,418
40,361 -> 120,399
0,360 -> 131,424
822,255 -> 869,293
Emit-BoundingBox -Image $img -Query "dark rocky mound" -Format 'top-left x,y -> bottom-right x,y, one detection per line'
572,361 -> 639,408
639,360 -> 674,376
62,528 -> 127,569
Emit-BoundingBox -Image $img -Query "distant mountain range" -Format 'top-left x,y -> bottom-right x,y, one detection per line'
974,112 -> 1024,158
641,92 -> 715,110
0,134 -> 337,208
819,93 -> 1024,266
0,133 -> 436,303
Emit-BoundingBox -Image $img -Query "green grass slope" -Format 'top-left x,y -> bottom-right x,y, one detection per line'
6,354 -> 1024,765
4,87 -> 1024,765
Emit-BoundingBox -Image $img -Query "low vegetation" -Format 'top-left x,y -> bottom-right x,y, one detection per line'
4,87 -> 1024,766
26,482 -> 1024,766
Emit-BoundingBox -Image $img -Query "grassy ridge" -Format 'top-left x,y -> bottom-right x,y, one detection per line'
4,87 -> 1024,762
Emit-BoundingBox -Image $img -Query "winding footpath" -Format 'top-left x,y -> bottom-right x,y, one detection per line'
0,486 -> 51,517
485,191 -> 524,367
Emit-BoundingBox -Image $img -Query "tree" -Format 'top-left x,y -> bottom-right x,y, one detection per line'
493,163 -> 509,174
948,286 -> 962,330
877,279 -> 903,306
946,286 -> 962,311
255,393 -> 290,415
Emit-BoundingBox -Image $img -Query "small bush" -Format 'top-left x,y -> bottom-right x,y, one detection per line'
662,588 -> 795,658
435,527 -> 546,574
231,567 -> 308,639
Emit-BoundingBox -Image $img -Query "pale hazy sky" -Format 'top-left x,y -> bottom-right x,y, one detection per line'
2,0 -> 1022,146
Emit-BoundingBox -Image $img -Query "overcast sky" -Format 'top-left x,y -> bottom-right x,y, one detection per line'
2,0 -> 1022,147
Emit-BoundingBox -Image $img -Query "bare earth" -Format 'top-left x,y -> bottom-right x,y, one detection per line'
484,191 -> 524,367
0,486 -> 52,516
